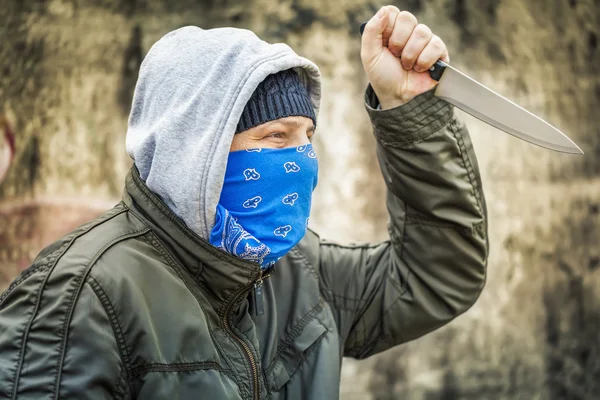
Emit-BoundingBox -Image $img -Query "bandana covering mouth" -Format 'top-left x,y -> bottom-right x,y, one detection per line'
210,144 -> 318,269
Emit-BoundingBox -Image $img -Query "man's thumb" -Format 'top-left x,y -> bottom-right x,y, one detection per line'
361,7 -> 389,66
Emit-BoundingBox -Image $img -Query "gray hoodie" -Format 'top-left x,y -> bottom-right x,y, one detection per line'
125,26 -> 321,239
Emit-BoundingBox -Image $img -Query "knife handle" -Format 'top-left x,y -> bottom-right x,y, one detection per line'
359,22 -> 447,81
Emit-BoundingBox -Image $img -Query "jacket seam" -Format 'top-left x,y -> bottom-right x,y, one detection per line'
110,367 -> 127,400
354,201 -> 409,354
6,287 -> 36,399
319,241 -> 385,250
373,103 -> 453,147
289,248 -> 319,281
140,232 -> 246,390
391,201 -> 409,346
356,117 -> 486,353
404,217 -> 475,235
0,264 -> 49,307
193,260 -> 204,281
365,84 -> 453,145
448,118 -> 484,217
9,207 -> 129,400
129,361 -> 236,381
264,298 -> 325,376
277,328 -> 328,386
141,233 -> 217,325
53,227 -> 150,399
386,268 -> 408,296
287,248 -> 356,348
125,172 -> 260,273
320,291 -> 366,309
320,295 -> 363,312
85,277 -> 133,396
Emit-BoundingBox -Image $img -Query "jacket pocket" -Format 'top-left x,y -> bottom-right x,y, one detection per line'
265,317 -> 328,391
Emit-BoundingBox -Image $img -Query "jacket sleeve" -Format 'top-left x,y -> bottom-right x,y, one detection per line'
316,85 -> 488,359
0,265 -> 125,399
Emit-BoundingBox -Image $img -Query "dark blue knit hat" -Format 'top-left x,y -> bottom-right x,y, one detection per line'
235,69 -> 316,134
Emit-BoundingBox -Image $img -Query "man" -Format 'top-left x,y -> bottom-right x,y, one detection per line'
0,5 -> 488,399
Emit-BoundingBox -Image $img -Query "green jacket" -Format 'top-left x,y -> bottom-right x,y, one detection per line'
0,87 -> 488,399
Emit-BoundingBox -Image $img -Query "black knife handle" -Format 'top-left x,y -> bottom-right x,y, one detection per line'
428,60 -> 447,81
359,22 -> 447,81
359,22 -> 367,35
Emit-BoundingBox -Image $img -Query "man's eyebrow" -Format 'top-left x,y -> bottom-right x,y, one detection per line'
265,119 -> 315,132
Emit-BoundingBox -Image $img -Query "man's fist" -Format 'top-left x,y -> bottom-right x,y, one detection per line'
360,6 -> 449,110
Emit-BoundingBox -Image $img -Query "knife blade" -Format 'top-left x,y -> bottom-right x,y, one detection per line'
359,22 -> 583,155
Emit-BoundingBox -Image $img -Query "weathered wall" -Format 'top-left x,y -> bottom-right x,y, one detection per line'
1,0 -> 599,398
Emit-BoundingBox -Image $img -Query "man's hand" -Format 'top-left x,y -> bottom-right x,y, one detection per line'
361,6 -> 449,110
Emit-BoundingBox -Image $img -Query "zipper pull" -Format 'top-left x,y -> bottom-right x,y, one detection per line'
253,278 -> 265,316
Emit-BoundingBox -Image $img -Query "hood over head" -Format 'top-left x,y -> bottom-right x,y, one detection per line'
125,26 -> 321,239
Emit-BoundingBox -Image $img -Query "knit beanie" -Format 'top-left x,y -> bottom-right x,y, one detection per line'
235,69 -> 316,134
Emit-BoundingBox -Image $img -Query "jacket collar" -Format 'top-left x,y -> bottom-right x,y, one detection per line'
122,166 -> 262,310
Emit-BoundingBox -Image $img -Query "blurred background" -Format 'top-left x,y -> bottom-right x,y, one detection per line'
1,0 -> 599,398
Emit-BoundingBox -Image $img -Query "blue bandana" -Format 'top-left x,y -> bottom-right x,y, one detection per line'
210,144 -> 318,268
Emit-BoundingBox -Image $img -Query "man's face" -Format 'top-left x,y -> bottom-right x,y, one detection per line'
230,116 -> 315,152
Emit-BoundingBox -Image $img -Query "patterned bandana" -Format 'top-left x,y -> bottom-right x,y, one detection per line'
209,144 -> 318,269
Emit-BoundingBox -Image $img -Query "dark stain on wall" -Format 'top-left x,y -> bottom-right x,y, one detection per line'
266,1 -> 320,39
589,31 -> 598,54
20,136 -> 41,194
450,0 -> 474,46
486,41 -> 507,63
0,1 -> 46,199
449,0 -> 501,47
543,277 -> 600,399
122,0 -> 139,17
450,0 -> 468,26
291,1 -> 318,28
118,25 -> 143,116
345,3 -> 379,35
482,0 -> 501,22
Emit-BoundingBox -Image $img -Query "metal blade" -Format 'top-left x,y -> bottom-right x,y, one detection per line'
435,65 -> 583,155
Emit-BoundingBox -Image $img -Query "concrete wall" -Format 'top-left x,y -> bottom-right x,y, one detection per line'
1,0 -> 599,398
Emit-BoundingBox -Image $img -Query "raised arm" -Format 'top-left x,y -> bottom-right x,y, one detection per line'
314,83 -> 488,359
310,6 -> 488,359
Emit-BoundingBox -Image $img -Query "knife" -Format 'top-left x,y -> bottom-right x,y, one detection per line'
359,22 -> 583,155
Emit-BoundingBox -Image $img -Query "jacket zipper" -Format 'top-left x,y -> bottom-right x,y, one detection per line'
222,269 -> 273,400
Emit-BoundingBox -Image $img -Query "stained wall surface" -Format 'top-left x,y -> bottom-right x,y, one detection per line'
1,1 -> 599,398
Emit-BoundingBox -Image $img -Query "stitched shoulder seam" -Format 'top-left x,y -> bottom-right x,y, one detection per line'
0,264 -> 49,307
85,277 -> 133,396
10,207 -> 130,400
53,227 -> 150,399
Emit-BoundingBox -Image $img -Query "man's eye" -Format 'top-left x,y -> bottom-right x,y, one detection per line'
266,132 -> 285,139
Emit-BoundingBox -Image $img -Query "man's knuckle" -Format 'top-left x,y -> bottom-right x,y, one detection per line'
388,38 -> 403,50
401,51 -> 415,61
398,11 -> 418,25
430,36 -> 445,50
414,24 -> 431,38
